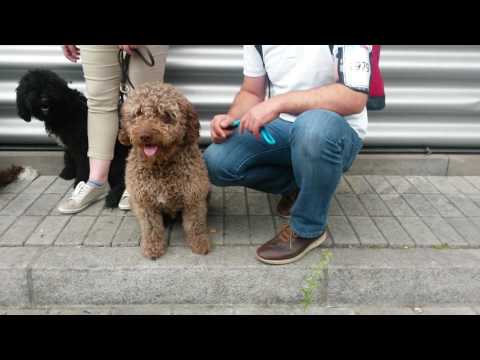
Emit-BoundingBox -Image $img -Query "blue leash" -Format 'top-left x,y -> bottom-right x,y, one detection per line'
229,119 -> 276,145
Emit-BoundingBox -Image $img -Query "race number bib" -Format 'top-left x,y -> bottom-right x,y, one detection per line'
335,45 -> 372,94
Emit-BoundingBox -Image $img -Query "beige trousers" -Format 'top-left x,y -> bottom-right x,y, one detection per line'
79,45 -> 169,160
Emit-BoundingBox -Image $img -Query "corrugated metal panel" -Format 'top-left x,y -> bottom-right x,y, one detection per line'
1,45 -> 480,148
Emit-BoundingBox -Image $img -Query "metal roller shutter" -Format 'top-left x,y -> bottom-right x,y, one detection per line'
1,45 -> 479,149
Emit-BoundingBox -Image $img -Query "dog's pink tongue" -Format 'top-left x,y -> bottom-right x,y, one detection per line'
143,145 -> 158,157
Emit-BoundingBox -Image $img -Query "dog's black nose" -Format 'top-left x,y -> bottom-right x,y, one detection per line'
140,134 -> 152,143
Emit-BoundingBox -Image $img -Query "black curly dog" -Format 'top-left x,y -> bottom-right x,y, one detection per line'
16,69 -> 129,208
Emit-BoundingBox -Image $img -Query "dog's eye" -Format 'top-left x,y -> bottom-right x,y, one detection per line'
162,114 -> 175,124
162,111 -> 175,124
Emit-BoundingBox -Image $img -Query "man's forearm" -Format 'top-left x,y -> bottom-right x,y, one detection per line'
271,84 -> 368,117
227,89 -> 264,119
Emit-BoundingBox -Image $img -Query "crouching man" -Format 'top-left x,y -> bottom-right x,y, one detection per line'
204,45 -> 371,265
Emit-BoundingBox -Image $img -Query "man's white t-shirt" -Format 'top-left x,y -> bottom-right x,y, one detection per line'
243,45 -> 370,139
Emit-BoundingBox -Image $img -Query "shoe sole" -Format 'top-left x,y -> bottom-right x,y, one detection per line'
255,232 -> 328,265
118,204 -> 131,211
57,193 -> 108,215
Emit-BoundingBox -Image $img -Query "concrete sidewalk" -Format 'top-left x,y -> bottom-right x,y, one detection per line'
1,304 -> 478,315
2,171 -> 480,308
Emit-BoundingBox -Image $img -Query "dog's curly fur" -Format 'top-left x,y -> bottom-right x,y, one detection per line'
0,165 -> 23,188
16,69 -> 129,207
119,82 -> 210,259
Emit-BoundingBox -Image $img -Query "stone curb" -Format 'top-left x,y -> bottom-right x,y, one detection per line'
2,246 -> 480,307
3,152 -> 480,176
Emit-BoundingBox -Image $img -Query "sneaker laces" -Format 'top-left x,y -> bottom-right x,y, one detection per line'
69,181 -> 90,201
278,224 -> 297,249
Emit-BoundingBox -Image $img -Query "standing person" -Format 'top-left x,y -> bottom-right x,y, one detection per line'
204,45 -> 371,265
59,45 -> 169,213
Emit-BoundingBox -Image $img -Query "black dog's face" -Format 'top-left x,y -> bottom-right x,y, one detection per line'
16,69 -> 71,123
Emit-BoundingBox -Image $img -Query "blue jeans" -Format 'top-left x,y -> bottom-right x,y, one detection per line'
203,109 -> 364,238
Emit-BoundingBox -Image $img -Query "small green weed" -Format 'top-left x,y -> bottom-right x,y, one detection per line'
301,249 -> 333,311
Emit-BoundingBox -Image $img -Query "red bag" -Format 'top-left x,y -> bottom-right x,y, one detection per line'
367,45 -> 386,111
329,44 -> 386,111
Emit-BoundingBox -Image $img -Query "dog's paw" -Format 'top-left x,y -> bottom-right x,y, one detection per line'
190,236 -> 211,255
141,243 -> 167,260
59,167 -> 76,180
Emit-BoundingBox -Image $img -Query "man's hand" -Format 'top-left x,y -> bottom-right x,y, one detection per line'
119,45 -> 139,55
210,114 -> 237,144
62,45 -> 80,63
239,98 -> 280,141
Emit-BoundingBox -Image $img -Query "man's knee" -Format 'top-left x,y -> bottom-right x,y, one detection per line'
203,143 -> 238,185
291,110 -> 348,160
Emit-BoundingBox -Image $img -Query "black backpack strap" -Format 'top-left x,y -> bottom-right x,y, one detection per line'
254,45 -> 271,98
254,45 -> 263,61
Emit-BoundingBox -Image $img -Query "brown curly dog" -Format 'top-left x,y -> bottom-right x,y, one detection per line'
119,82 -> 211,259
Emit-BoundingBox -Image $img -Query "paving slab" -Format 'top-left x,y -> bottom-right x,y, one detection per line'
83,216 -> 122,246
402,194 -> 440,217
371,217 -> 415,248
25,216 -> 71,246
364,175 -> 396,194
224,192 -> 247,215
348,216 -> 387,247
426,176 -> 459,194
0,216 -> 43,246
112,216 -> 141,247
446,194 -> 480,217
0,193 -> 40,216
336,194 -> 368,216
328,197 -> 344,216
247,193 -> 271,215
396,217 -> 441,247
358,194 -> 391,217
207,191 -> 224,216
43,178 -> 74,195
420,217 -> 468,248
0,216 -> 16,237
464,176 -> 480,191
0,193 -> 16,211
335,177 -> 353,194
344,176 -> 375,194
385,176 -> 419,194
249,215 -> 275,246
22,176 -> 56,195
405,176 -> 439,194
423,194 -> 464,218
55,216 -> 96,246
380,194 -> 416,217
207,215 -> 224,246
445,217 -> 480,247
446,177 -> 480,195
24,194 -> 63,216
224,215 -> 250,245
327,216 -> 360,247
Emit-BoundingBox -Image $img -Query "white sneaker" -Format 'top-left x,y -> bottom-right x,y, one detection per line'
118,189 -> 131,211
57,181 -> 108,214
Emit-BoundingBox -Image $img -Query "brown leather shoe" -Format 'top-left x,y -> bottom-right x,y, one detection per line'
256,224 -> 327,265
276,190 -> 299,218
